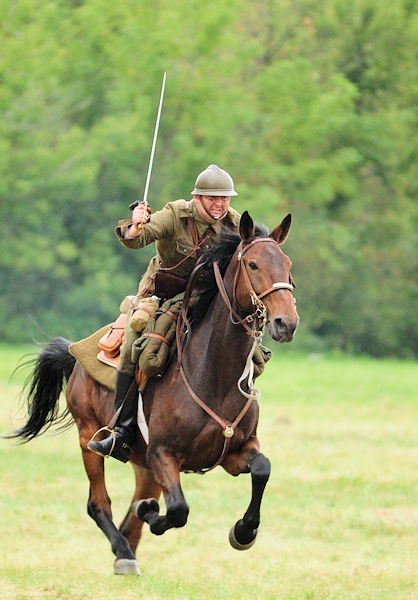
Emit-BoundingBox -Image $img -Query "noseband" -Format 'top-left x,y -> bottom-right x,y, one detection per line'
214,237 -> 294,338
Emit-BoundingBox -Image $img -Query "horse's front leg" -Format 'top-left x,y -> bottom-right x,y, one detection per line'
119,463 -> 162,553
223,440 -> 271,550
131,446 -> 189,536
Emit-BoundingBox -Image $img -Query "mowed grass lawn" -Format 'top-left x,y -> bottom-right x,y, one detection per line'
0,344 -> 417,600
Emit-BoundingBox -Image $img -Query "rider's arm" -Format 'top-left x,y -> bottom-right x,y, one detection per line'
115,202 -> 177,249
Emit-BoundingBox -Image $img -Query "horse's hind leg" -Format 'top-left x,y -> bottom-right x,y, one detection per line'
67,369 -> 139,573
223,442 -> 271,550
81,448 -> 140,574
119,464 -> 161,553
131,448 -> 189,536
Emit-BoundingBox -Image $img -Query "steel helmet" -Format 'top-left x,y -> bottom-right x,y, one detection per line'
191,164 -> 238,197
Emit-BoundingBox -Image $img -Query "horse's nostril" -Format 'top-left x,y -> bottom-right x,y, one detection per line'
275,318 -> 286,331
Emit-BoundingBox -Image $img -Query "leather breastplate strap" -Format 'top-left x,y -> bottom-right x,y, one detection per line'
179,365 -> 256,473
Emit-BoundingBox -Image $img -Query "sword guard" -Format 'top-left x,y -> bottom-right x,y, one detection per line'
129,199 -> 147,211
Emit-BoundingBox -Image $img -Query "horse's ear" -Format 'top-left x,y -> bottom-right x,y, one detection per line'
239,211 -> 255,244
270,213 -> 291,244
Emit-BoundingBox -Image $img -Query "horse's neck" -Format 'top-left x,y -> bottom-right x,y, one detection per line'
210,299 -> 248,349
187,263 -> 253,390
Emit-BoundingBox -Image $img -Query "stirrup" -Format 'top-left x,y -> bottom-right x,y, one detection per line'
87,426 -> 116,458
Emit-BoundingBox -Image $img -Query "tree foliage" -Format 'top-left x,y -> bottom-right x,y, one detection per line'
0,0 -> 416,356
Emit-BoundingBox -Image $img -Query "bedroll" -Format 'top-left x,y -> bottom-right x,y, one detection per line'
132,292 -> 188,378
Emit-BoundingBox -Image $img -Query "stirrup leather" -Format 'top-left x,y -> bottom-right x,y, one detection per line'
87,426 -> 116,458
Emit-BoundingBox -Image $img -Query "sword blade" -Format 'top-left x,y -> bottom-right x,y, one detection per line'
142,72 -> 166,206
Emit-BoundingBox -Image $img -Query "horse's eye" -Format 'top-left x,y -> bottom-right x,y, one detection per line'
248,261 -> 258,270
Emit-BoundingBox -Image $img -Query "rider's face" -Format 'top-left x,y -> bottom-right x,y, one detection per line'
201,195 -> 231,219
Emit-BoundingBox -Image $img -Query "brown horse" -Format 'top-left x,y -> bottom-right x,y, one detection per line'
6,211 -> 299,575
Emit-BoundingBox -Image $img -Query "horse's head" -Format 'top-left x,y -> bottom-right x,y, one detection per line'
233,211 -> 299,342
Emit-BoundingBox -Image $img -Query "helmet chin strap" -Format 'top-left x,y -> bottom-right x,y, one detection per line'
213,212 -> 227,220
194,196 -> 228,224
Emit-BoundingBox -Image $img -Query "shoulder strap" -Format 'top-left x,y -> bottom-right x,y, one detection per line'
187,217 -> 200,246
184,200 -> 200,246
184,199 -> 193,215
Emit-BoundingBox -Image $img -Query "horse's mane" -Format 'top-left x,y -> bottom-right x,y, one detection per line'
191,224 -> 269,325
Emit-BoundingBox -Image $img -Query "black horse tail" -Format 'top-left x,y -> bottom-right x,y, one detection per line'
4,337 -> 76,442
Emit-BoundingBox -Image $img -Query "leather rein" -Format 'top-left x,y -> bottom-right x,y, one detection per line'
178,236 -> 294,473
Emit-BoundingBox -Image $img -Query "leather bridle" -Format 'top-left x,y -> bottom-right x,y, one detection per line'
214,237 -> 294,338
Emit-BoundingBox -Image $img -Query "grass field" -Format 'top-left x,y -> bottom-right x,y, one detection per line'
0,344 -> 417,599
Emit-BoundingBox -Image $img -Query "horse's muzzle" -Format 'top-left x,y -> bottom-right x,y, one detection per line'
267,316 -> 299,342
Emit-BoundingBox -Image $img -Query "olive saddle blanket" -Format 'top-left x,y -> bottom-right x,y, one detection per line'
69,325 -> 118,391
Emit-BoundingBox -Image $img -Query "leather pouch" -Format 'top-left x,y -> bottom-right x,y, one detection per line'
154,270 -> 187,300
98,313 -> 127,357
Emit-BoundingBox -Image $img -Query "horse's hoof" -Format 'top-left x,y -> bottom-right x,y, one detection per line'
229,522 -> 258,551
131,498 -> 159,520
113,558 -> 141,575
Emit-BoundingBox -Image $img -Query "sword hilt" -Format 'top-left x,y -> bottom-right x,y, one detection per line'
129,199 -> 145,211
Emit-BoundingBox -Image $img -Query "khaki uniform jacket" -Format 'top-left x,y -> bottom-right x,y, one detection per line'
116,199 -> 241,296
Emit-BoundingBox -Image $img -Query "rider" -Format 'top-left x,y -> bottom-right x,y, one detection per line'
87,164 -> 241,462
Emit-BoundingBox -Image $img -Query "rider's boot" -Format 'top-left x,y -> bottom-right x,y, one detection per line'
87,370 -> 136,463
